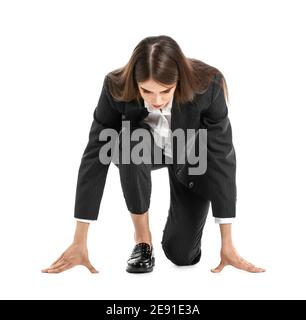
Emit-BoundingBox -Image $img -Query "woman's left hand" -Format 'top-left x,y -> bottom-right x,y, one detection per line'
211,245 -> 265,273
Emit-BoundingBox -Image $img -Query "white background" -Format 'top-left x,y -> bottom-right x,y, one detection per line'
0,0 -> 305,300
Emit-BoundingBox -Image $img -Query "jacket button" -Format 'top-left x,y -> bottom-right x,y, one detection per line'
188,181 -> 194,188
176,168 -> 182,175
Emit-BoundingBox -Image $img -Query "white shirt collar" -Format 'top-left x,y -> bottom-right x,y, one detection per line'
144,96 -> 173,115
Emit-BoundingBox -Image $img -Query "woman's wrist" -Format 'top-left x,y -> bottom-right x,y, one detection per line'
73,221 -> 90,244
219,224 -> 234,248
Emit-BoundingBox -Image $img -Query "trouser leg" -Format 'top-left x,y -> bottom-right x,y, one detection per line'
161,164 -> 210,266
112,125 -> 168,214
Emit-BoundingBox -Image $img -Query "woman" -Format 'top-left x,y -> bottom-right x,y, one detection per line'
42,35 -> 265,274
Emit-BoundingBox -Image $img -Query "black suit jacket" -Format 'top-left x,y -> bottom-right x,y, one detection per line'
74,73 -> 237,220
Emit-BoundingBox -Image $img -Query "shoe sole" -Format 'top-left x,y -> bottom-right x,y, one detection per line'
126,257 -> 155,273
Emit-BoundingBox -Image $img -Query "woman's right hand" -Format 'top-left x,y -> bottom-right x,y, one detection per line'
41,242 -> 98,274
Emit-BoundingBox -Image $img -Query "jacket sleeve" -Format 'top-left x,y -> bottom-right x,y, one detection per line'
73,75 -> 122,220
201,72 -> 237,219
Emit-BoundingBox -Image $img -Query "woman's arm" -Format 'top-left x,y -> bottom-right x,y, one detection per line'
201,73 -> 264,273
42,221 -> 98,274
74,75 -> 122,221
43,75 -> 122,274
211,224 -> 265,273
200,72 -> 237,220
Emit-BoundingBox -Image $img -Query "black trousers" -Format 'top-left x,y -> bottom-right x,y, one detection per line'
111,124 -> 210,266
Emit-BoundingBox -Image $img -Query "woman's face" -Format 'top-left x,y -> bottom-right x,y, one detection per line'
137,79 -> 177,109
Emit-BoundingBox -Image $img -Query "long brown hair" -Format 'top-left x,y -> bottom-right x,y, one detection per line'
106,35 -> 229,107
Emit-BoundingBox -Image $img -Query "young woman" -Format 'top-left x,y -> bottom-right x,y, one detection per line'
42,35 -> 265,274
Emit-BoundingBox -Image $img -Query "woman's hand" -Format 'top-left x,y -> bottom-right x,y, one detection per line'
42,221 -> 97,274
41,242 -> 98,274
211,244 -> 265,273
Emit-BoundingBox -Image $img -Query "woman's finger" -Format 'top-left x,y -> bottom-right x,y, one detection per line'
42,260 -> 64,273
235,260 -> 265,273
49,258 -> 66,269
44,259 -> 69,272
46,263 -> 72,274
51,253 -> 65,267
247,266 -> 266,273
83,261 -> 99,274
240,258 -> 255,267
41,255 -> 66,273
211,261 -> 226,273
51,259 -> 68,269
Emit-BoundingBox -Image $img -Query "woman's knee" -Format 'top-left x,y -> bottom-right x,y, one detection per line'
129,207 -> 150,215
161,237 -> 202,266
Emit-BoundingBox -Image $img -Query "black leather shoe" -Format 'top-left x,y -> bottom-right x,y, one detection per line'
126,242 -> 155,273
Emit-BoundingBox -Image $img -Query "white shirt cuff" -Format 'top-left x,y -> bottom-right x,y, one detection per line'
214,217 -> 235,224
75,218 -> 97,224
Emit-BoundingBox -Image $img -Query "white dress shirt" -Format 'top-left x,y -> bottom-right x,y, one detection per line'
143,96 -> 173,158
75,97 -> 234,224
